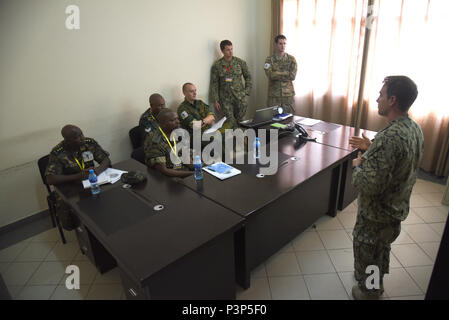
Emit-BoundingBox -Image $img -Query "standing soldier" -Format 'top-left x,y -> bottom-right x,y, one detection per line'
211,40 -> 252,128
264,35 -> 297,112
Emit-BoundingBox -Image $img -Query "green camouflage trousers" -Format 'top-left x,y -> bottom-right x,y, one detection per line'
54,193 -> 78,231
267,96 -> 295,113
353,214 -> 401,294
221,98 -> 247,129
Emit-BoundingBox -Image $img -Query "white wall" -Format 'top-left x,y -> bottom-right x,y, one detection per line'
0,0 -> 271,227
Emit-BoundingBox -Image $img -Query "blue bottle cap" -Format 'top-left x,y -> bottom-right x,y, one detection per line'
89,169 -> 94,173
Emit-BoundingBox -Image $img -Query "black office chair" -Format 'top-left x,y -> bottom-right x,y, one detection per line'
131,146 -> 145,165
129,126 -> 143,149
37,155 -> 66,244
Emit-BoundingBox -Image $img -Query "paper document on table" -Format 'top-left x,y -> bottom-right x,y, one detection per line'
203,162 -> 241,180
82,168 -> 128,189
204,117 -> 227,134
298,118 -> 321,126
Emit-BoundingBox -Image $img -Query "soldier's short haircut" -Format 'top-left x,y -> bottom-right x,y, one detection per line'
274,34 -> 287,44
383,76 -> 418,112
149,93 -> 163,105
157,109 -> 176,124
182,82 -> 194,93
220,40 -> 233,51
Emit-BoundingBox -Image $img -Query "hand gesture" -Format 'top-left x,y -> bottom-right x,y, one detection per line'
349,133 -> 371,151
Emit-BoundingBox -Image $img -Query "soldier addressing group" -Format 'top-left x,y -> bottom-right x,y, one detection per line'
139,93 -> 167,138
211,40 -> 252,128
144,109 -> 194,178
45,125 -> 111,230
264,34 -> 298,112
349,76 -> 424,300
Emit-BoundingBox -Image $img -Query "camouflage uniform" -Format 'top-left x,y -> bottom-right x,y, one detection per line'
45,138 -> 110,230
177,99 -> 214,135
264,53 -> 297,112
144,128 -> 190,171
352,115 -> 424,294
139,108 -> 159,137
211,57 -> 252,128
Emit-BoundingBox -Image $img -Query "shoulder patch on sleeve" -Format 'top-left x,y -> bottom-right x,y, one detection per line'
181,111 -> 188,119
264,63 -> 271,70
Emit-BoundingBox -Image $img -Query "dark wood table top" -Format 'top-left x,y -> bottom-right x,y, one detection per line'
55,159 -> 243,286
181,142 -> 351,217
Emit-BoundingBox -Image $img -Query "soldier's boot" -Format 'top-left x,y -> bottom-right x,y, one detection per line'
351,284 -> 384,300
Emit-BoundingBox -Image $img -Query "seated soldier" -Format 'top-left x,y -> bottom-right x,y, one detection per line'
45,125 -> 111,230
144,109 -> 194,178
139,93 -> 167,138
177,83 -> 215,136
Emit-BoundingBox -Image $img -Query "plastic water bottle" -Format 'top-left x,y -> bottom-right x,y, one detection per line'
88,169 -> 101,195
194,155 -> 203,181
253,137 -> 260,160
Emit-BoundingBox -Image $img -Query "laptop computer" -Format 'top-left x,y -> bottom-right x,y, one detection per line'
240,107 -> 275,128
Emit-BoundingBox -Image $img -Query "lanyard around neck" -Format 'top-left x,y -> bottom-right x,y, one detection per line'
74,156 -> 85,171
158,127 -> 179,160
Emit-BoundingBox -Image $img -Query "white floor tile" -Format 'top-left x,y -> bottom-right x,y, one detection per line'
337,272 -> 358,299
314,215 -> 344,231
389,295 -> 425,300
337,211 -> 357,230
72,249 -> 90,262
0,262 -> 11,274
296,251 -> 335,274
28,261 -> 67,285
419,193 -> 445,206
277,242 -> 295,254
16,285 -> 57,300
391,244 -> 433,267
86,284 -> 123,300
250,263 -> 267,279
402,224 -> 441,243
346,229 -> 354,241
3,262 -> 41,286
269,276 -> 310,300
390,252 -> 403,268
6,285 -> 24,299
405,266 -> 433,293
14,241 -> 56,262
417,242 -> 440,261
383,268 -> 423,298
428,223 -> 445,236
29,228 -> 62,242
0,242 -> 29,262
292,231 -> 324,251
50,284 -> 90,300
318,230 -> 353,250
304,273 -> 348,300
392,230 -> 415,245
413,206 -> 448,223
236,277 -> 271,300
45,242 -> 79,262
60,260 -> 98,285
412,181 -> 444,194
328,249 -> 354,272
93,267 -> 122,284
403,211 -> 425,225
265,252 -> 301,277
410,194 -> 433,208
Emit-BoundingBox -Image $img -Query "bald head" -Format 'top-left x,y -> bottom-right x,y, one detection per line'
149,93 -> 166,117
157,109 -> 180,133
61,125 -> 84,149
182,83 -> 197,103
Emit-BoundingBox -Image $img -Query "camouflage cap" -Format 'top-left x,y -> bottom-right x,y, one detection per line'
120,171 -> 147,185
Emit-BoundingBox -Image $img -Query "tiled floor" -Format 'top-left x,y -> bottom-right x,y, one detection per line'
0,178 -> 446,300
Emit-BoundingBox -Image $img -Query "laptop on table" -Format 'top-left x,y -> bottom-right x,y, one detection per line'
239,107 -> 275,128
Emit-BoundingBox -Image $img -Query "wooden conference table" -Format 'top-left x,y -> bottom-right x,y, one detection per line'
56,116 -> 377,297
56,160 -> 243,300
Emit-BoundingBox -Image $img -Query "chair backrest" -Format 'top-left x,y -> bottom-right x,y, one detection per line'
37,155 -> 52,194
131,146 -> 145,165
129,126 -> 143,149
